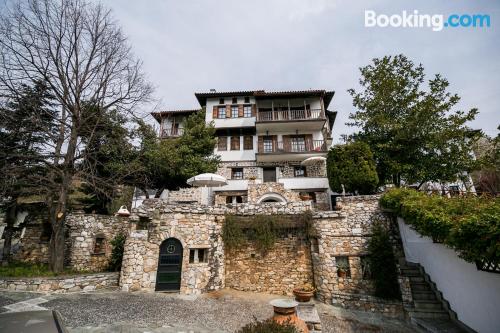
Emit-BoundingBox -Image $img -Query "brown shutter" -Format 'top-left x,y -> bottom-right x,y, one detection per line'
212,106 -> 218,119
305,134 -> 313,151
238,104 -> 244,117
251,104 -> 257,117
226,104 -> 231,118
272,135 -> 278,152
283,135 -> 291,152
258,136 -> 263,153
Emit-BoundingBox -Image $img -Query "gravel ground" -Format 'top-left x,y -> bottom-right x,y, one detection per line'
2,289 -> 416,332
0,291 -> 44,313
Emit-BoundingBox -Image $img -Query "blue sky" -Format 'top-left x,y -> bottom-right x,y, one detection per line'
101,0 -> 498,141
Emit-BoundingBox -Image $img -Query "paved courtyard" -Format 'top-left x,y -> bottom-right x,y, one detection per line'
0,289 -> 416,333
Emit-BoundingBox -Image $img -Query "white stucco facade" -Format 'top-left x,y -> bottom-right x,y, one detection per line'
398,218 -> 500,333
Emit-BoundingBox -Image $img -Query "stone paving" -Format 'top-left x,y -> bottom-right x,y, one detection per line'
0,289 -> 416,333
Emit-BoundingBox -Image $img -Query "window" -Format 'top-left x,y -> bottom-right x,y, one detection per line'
243,105 -> 252,117
94,237 -> 106,254
310,237 -> 319,254
243,136 -> 253,150
218,106 -> 226,119
232,97 -> 237,104
232,168 -> 244,180
40,222 -> 52,242
218,137 -> 227,151
231,105 -> 238,118
226,195 -> 243,204
291,136 -> 306,152
263,136 -> 273,153
137,216 -> 149,230
219,98 -> 224,104
230,136 -> 240,150
244,96 -> 250,103
335,256 -> 351,278
189,248 -> 208,263
294,166 -> 306,177
361,256 -> 372,280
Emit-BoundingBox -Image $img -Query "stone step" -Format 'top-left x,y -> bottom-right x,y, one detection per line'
412,318 -> 467,333
409,276 -> 426,283
409,309 -> 450,320
414,301 -> 443,311
411,282 -> 433,292
412,291 -> 438,301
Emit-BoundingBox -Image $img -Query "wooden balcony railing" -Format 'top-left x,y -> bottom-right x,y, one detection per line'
160,128 -> 183,138
258,140 -> 327,154
257,108 -> 324,122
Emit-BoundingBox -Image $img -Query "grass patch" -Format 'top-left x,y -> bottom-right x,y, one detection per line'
0,262 -> 97,278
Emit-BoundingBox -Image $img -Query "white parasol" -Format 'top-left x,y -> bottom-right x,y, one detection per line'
187,173 -> 228,205
301,156 -> 327,166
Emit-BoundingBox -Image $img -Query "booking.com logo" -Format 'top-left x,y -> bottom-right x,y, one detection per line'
365,10 -> 491,31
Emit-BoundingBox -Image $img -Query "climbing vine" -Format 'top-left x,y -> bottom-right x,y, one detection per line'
222,211 -> 313,252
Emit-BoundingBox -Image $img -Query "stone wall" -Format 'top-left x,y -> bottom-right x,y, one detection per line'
167,187 -> 202,203
66,213 -> 129,272
120,202 -> 225,294
12,219 -> 50,264
0,272 -> 119,293
225,233 -> 313,295
331,291 -> 404,319
247,182 -> 301,203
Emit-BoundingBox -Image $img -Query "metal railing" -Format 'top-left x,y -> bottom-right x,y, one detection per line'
257,108 -> 324,122
258,140 -> 327,154
160,128 -> 183,138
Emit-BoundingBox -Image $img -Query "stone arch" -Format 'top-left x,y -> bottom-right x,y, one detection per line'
257,192 -> 287,203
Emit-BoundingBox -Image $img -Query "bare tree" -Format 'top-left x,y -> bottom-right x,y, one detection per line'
0,0 -> 152,272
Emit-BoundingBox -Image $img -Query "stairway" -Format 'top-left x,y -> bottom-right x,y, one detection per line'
400,262 -> 470,333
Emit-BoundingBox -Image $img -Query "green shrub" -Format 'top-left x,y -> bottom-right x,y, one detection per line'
380,188 -> 500,264
367,223 -> 401,300
327,142 -> 379,194
236,318 -> 299,333
108,233 -> 126,271
0,261 -> 92,277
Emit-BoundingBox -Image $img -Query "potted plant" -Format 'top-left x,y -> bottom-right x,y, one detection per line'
337,261 -> 349,278
299,192 -> 311,201
292,283 -> 316,302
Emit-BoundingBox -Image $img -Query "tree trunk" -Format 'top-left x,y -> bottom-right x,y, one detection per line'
154,187 -> 165,198
1,200 -> 17,266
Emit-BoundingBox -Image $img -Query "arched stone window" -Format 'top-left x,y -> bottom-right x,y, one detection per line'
257,192 -> 287,203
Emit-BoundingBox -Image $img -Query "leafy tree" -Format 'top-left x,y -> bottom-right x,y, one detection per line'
0,80 -> 57,264
367,223 -> 401,300
348,54 -> 481,188
471,127 -> 500,195
327,141 -> 379,194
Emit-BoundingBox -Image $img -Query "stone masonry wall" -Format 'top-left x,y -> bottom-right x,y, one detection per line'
0,272 -> 119,293
247,182 -> 301,203
167,187 -> 202,203
225,234 -> 313,295
66,213 -> 129,271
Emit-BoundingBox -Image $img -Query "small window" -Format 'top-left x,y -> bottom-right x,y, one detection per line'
218,137 -> 227,151
263,136 -> 273,153
94,237 -> 106,254
230,136 -> 240,150
137,216 -> 149,230
335,256 -> 351,278
189,248 -> 208,263
232,168 -> 244,180
243,105 -> 252,117
226,196 -> 233,204
219,98 -> 224,104
361,256 -> 372,280
40,222 -> 52,242
244,96 -> 250,103
310,237 -> 319,254
218,106 -> 226,119
231,105 -> 238,118
294,166 -> 306,177
232,97 -> 237,104
243,136 -> 253,150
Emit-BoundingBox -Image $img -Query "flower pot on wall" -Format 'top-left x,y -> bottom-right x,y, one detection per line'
293,288 -> 314,302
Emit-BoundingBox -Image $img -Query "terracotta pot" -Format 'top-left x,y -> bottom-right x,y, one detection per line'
293,288 -> 314,302
270,299 -> 308,333
300,195 -> 311,201
338,271 -> 347,278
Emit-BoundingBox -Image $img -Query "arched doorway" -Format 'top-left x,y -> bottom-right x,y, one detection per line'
155,238 -> 183,291
257,192 -> 287,203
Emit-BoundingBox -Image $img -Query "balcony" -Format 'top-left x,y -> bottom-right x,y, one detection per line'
256,140 -> 328,162
256,108 -> 325,132
160,128 -> 183,138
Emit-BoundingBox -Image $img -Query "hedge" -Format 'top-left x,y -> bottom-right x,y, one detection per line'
380,188 -> 500,264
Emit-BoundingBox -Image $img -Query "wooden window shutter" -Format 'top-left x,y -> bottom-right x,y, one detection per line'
272,135 -> 278,151
283,135 -> 291,152
226,104 -> 231,118
251,104 -> 257,117
238,105 -> 244,117
258,136 -> 263,153
305,134 -> 313,151
212,106 -> 218,119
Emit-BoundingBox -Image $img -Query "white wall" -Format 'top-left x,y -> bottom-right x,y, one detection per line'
398,218 -> 500,333
214,136 -> 256,162
279,177 -> 329,190
205,96 -> 256,123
